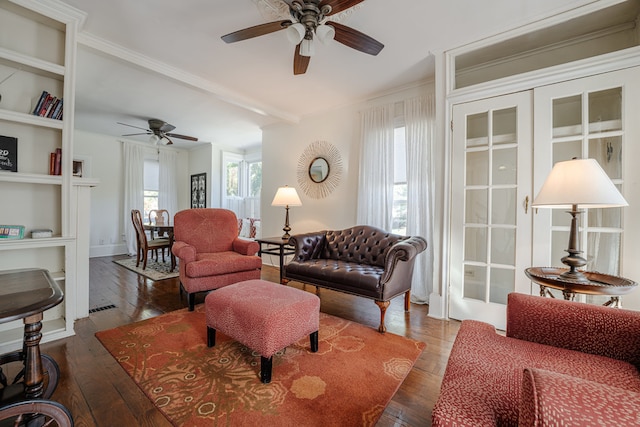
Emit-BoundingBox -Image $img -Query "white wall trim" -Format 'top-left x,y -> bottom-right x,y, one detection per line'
90,243 -> 127,258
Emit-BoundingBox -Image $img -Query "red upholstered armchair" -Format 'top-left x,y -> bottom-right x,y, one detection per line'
172,208 -> 262,311
432,293 -> 640,426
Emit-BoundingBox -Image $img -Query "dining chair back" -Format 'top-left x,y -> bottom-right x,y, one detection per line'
149,209 -> 170,226
131,209 -> 171,270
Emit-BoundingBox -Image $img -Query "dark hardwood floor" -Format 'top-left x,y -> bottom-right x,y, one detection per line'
39,255 -> 461,426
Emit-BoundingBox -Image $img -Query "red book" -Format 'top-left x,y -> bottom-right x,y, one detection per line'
53,148 -> 61,175
49,152 -> 55,175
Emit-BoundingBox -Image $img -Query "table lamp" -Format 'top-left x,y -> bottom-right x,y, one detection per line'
532,158 -> 628,282
271,185 -> 302,239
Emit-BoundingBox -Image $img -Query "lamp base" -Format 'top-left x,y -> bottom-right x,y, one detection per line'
559,206 -> 589,283
281,206 -> 291,240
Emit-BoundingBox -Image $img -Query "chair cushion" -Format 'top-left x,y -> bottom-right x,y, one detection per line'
285,259 -> 383,297
519,368 -> 640,426
174,209 -> 238,253
185,251 -> 262,278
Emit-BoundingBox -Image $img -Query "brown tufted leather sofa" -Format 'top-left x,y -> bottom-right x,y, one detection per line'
283,225 -> 427,333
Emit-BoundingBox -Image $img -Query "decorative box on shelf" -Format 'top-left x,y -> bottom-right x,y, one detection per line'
31,229 -> 53,238
0,225 -> 25,239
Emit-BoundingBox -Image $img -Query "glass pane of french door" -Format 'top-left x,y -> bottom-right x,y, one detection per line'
450,91 -> 533,330
533,68 -> 639,306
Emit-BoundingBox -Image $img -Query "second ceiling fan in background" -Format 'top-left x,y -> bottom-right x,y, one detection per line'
221,0 -> 384,75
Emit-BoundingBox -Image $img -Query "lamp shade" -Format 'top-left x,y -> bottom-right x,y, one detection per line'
271,186 -> 302,207
316,24 -> 335,44
532,158 -> 627,209
300,38 -> 315,57
286,22 -> 305,45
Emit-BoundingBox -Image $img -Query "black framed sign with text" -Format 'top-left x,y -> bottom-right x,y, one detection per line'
191,173 -> 206,208
0,135 -> 17,172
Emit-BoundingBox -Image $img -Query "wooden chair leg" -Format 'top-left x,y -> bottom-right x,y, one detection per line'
404,290 -> 411,311
374,300 -> 390,333
310,331 -> 318,352
188,292 -> 195,311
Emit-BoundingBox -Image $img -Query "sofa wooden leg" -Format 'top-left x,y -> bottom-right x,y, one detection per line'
404,290 -> 411,312
375,300 -> 390,333
310,331 -> 318,352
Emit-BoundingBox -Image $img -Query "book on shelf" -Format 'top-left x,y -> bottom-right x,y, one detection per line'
32,91 -> 63,120
0,135 -> 18,172
49,148 -> 62,175
0,225 -> 25,239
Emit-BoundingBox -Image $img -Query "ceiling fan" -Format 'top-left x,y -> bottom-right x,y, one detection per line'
221,0 -> 384,75
118,119 -> 199,145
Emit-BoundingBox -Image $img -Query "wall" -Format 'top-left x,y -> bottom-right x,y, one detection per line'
261,82 -> 435,248
74,129 -> 191,257
188,143 -> 214,207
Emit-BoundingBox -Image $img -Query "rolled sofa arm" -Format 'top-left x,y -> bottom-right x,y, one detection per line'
381,236 -> 427,281
172,241 -> 196,263
289,231 -> 327,262
506,293 -> 640,368
519,368 -> 640,426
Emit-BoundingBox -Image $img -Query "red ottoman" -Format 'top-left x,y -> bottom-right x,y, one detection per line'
205,279 -> 320,383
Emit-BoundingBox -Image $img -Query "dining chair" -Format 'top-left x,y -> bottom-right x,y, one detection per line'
148,209 -> 170,241
131,209 -> 171,270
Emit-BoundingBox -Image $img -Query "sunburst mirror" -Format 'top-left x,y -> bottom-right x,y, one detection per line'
297,140 -> 343,199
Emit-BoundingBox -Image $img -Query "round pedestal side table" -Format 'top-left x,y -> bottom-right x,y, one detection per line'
525,267 -> 638,307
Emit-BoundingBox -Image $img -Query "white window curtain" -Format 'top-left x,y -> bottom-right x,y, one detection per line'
159,149 -> 179,222
404,95 -> 435,302
356,103 -> 395,229
123,141 -> 144,255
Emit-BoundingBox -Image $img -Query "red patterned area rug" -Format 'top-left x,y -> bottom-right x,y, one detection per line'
96,306 -> 425,426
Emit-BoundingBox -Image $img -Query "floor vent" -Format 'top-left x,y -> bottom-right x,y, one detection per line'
89,304 -> 116,314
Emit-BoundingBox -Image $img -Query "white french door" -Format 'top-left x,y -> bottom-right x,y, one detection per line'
532,67 -> 640,305
450,91 -> 533,330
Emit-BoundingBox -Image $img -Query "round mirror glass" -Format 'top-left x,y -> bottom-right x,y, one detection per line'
309,157 -> 330,183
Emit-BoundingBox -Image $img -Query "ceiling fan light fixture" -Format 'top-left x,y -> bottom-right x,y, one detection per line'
149,134 -> 161,145
286,22 -> 305,45
315,24 -> 335,44
300,38 -> 315,57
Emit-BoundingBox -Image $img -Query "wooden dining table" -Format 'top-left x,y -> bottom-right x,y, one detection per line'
143,223 -> 176,272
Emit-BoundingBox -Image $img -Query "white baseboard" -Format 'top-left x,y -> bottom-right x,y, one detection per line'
90,243 -> 128,258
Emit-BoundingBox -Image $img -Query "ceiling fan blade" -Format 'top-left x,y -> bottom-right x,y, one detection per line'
122,132 -> 150,137
222,20 -> 292,43
117,122 -> 150,132
293,44 -> 310,75
321,0 -> 365,16
166,132 -> 198,142
163,135 -> 174,145
327,21 -> 384,55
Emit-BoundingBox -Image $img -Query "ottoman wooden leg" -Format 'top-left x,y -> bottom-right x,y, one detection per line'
310,331 -> 318,352
207,327 -> 216,347
260,356 -> 272,384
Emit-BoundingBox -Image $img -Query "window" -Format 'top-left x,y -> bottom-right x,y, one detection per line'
143,159 -> 159,221
392,127 -> 407,235
222,152 -> 262,220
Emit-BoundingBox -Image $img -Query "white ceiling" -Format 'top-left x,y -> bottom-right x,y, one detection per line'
65,0 -> 596,149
